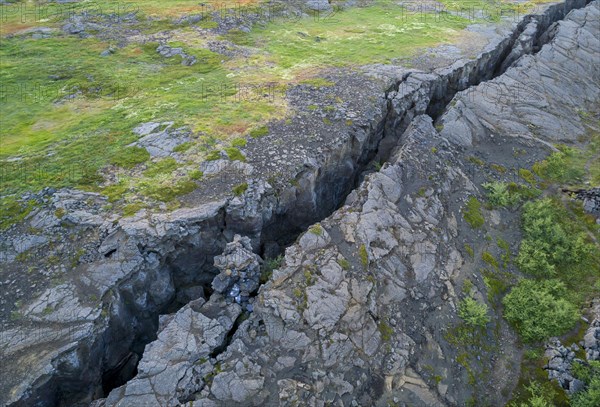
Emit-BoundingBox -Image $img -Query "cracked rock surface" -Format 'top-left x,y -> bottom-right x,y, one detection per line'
0,1 -> 598,406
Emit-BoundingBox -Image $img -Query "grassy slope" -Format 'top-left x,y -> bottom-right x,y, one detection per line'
0,0 -> 544,220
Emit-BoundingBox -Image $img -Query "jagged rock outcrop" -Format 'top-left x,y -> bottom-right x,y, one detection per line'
93,296 -> 241,407
211,235 -> 262,309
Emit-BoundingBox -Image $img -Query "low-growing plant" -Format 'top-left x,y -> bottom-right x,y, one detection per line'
532,149 -> 584,184
110,146 -> 150,169
482,251 -> 499,270
249,126 -> 269,138
225,147 -> 246,162
463,196 -> 485,228
143,157 -> 178,177
189,170 -> 204,180
231,137 -> 247,148
464,243 -> 474,258
232,183 -> 248,196
308,223 -> 323,236
378,320 -> 394,342
206,150 -> 222,161
519,168 -> 536,185
173,142 -> 193,153
458,296 -> 490,328
260,255 -> 283,284
483,181 -> 521,207
359,244 -> 369,268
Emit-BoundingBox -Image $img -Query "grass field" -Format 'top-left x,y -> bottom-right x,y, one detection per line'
0,0 -> 542,221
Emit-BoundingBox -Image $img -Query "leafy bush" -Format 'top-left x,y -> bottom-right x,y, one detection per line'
511,381 -> 555,407
463,196 -> 484,228
502,279 -> 579,342
458,296 -> 490,328
532,149 -> 584,183
516,199 -> 593,277
483,182 -> 519,207
571,361 -> 600,407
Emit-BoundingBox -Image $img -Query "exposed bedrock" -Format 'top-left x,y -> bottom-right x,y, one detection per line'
0,1 -> 597,406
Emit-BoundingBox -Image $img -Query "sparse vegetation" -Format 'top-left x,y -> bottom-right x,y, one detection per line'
464,243 -> 474,258
378,320 -> 394,342
463,196 -> 485,228
308,223 -> 324,236
225,147 -> 246,162
260,255 -> 283,284
232,183 -> 248,196
359,244 -> 369,268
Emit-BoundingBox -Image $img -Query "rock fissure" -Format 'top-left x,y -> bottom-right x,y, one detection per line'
93,0 -> 594,403
2,1 -> 594,406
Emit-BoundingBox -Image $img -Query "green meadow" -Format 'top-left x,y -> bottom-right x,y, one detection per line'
0,0 -> 533,223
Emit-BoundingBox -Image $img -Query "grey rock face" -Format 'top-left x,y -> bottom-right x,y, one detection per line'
129,121 -> 192,157
98,296 -> 241,407
439,0 -> 599,146
211,235 -> 262,306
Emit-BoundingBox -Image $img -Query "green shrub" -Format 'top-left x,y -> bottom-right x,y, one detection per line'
206,150 -> 221,161
572,374 -> 600,407
532,150 -> 584,183
458,296 -> 490,328
516,199 -> 593,277
225,147 -> 246,162
463,196 -> 484,228
502,279 -> 579,342
231,138 -> 247,148
511,381 -> 555,407
483,182 -> 520,207
110,146 -> 150,169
